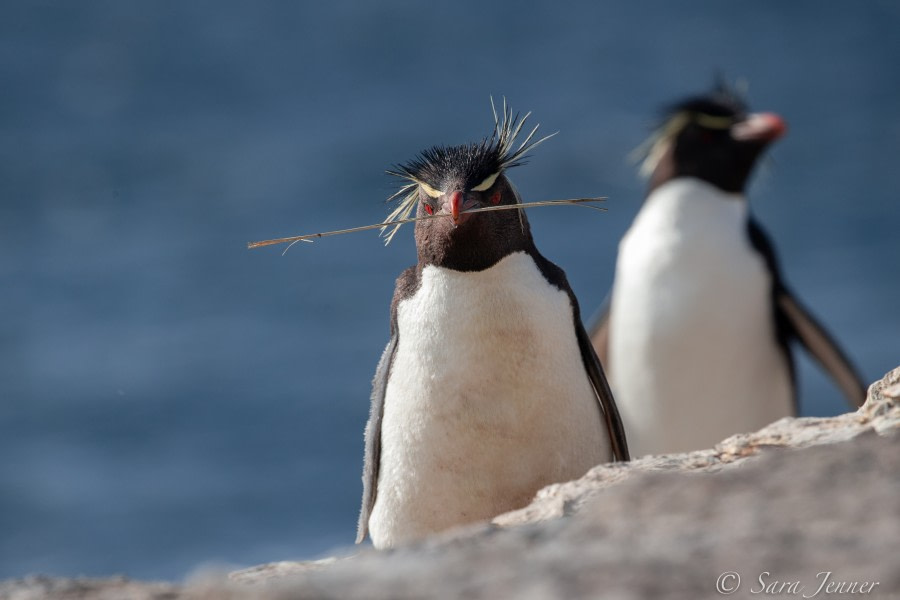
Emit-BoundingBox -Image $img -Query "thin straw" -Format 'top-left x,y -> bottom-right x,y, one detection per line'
247,196 -> 606,251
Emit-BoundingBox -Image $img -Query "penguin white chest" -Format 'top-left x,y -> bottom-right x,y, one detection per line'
609,179 -> 793,456
369,252 -> 609,548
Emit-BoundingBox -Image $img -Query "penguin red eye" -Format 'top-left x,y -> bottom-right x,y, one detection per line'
490,191 -> 501,205
423,203 -> 434,215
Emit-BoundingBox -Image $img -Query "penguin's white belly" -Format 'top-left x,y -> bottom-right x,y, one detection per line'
608,179 -> 793,457
369,251 -> 609,548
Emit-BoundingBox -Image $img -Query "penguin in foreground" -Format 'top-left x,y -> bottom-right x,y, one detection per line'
357,104 -> 629,549
590,84 -> 867,458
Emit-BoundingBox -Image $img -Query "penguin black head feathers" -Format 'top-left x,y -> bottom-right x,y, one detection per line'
381,100 -> 554,271
637,81 -> 787,193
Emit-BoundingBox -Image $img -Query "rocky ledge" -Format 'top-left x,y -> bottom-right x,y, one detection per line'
3,367 -> 898,600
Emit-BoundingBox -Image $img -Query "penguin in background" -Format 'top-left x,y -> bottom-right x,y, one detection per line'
590,83 -> 867,458
358,103 -> 629,549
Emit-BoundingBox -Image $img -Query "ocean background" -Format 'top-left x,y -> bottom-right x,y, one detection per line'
1,0 -> 898,581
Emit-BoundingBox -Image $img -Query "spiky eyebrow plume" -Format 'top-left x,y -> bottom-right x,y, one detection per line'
379,98 -> 556,244
630,81 -> 750,178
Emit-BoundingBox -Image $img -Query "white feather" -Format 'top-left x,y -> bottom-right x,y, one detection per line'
608,178 -> 793,457
369,252 -> 610,548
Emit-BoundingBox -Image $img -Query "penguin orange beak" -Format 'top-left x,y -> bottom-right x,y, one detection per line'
447,191 -> 476,226
731,112 -> 787,142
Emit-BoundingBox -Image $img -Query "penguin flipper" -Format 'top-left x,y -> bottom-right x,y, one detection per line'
576,321 -> 630,462
529,253 -> 628,461
586,294 -> 612,367
776,288 -> 867,408
746,217 -> 866,409
356,333 -> 397,544
357,266 -> 419,544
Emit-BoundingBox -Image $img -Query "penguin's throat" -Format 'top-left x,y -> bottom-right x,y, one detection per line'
418,220 -> 530,272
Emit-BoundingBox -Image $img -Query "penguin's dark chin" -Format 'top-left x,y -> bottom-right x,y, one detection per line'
415,207 -> 530,271
443,221 -> 480,249
451,211 -> 473,227
449,212 -> 480,231
431,213 -> 467,236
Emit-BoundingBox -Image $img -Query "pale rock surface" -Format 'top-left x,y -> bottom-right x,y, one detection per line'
2,367 -> 898,600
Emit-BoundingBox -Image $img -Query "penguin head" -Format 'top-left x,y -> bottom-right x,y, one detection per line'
641,83 -> 787,194
403,147 -> 532,270
383,102 -> 551,271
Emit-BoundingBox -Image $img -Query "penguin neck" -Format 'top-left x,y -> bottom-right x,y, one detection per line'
646,177 -> 747,209
416,216 -> 536,272
646,141 -> 756,195
640,178 -> 749,234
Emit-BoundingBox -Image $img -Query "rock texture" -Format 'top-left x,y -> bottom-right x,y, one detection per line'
3,367 -> 899,600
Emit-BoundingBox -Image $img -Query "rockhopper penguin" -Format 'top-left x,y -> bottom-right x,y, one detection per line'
590,84 -> 866,457
358,104 -> 629,548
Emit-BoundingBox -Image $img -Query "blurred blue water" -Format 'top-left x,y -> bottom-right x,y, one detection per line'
1,0 -> 898,581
